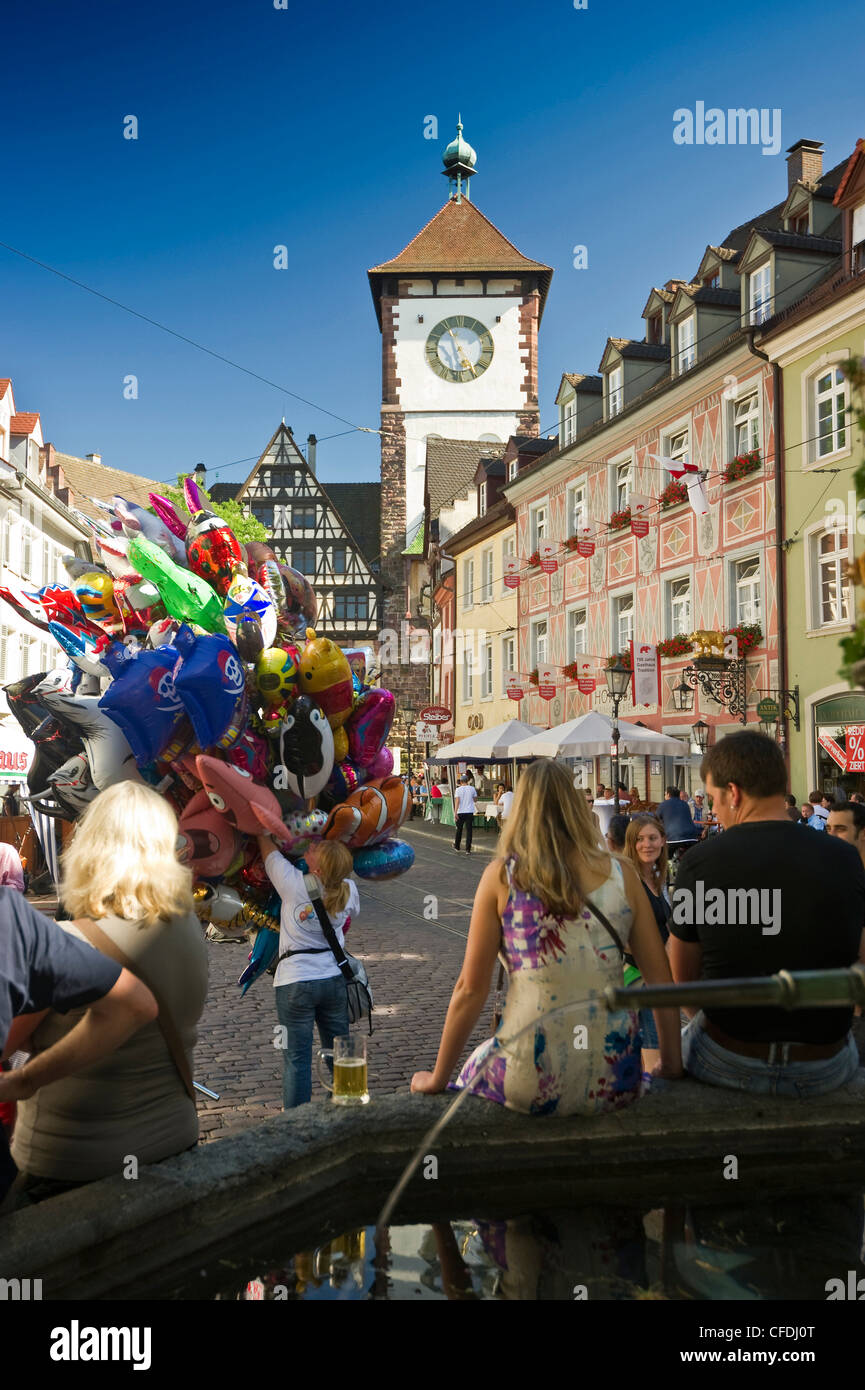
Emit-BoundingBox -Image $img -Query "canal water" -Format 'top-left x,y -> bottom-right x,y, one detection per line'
190,1191 -> 864,1301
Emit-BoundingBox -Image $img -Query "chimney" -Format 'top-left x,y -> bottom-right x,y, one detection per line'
786,139 -> 823,192
86,452 -> 102,465
307,433 -> 317,475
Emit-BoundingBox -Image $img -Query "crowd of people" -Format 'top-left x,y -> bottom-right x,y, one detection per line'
1,730 -> 864,1213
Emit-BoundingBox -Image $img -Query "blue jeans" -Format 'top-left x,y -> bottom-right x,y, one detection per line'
682,1012 -> 860,1098
275,976 -> 350,1109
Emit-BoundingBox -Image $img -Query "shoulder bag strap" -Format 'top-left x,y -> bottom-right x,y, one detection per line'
303,876 -> 354,982
582,898 -> 627,960
73,918 -> 195,1102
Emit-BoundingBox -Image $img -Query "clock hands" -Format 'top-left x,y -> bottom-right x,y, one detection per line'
446,326 -> 477,377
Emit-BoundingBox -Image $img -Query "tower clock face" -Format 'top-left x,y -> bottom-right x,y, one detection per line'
425,315 -> 494,383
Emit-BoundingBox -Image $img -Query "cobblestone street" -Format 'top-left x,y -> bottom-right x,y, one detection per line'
193,821 -> 500,1140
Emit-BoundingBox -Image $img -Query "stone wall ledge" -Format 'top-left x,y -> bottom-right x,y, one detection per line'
3,1073 -> 864,1299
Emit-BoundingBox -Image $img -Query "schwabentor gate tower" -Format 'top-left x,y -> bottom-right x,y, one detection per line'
368,120 -> 552,710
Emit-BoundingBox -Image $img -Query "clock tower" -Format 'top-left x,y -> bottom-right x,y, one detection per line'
368,120 -> 552,710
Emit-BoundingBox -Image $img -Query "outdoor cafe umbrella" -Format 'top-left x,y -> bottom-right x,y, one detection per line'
428,718 -> 543,764
515,710 -> 697,760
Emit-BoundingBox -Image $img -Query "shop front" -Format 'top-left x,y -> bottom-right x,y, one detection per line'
810,691 -> 865,799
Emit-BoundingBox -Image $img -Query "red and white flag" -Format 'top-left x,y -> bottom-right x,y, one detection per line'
538,540 -> 558,573
651,454 -> 709,518
503,556 -> 521,589
574,526 -> 595,558
629,495 -> 652,538
630,641 -> 660,706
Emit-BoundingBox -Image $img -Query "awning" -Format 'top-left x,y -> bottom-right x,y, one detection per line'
428,718 -> 543,763
516,711 -> 696,760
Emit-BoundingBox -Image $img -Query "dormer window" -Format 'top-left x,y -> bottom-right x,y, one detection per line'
478,481 -> 488,515
562,397 -> 577,445
749,263 -> 772,324
703,270 -> 720,289
607,365 -> 623,418
676,315 -> 696,373
507,458 -> 519,482
791,211 -> 809,235
647,313 -> 662,345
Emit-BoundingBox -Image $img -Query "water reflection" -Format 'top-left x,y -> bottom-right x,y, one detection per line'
224,1193 -> 865,1302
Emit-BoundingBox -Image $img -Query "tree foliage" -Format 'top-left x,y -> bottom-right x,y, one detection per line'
162,474 -> 267,545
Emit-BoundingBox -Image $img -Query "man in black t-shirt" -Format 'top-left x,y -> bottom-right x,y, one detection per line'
0,889 -> 158,1204
669,732 -> 865,1096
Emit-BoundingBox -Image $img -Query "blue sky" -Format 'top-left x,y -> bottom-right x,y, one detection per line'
2,0 -> 862,491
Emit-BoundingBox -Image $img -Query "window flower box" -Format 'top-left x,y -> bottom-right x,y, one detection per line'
528,668 -> 539,685
606,650 -> 633,671
722,449 -> 761,484
659,478 -> 689,510
527,551 -> 541,568
657,635 -> 694,659
562,660 -> 581,680
724,622 -> 762,653
609,507 -> 632,532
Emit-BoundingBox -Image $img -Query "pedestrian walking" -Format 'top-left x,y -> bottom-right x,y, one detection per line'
453,775 -> 478,854
670,731 -> 865,1097
412,760 -> 682,1111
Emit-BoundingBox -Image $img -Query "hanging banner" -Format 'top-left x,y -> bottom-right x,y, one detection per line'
503,556 -> 521,589
538,540 -> 558,574
538,666 -> 557,700
506,675 -> 525,702
575,527 -> 595,558
846,724 -> 865,772
576,660 -> 596,695
629,495 -> 652,538
650,454 -> 709,519
415,721 -> 440,743
630,641 -> 660,706
818,731 -> 848,770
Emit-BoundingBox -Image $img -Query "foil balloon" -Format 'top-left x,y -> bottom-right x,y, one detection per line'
0,584 -> 51,633
224,571 -> 277,649
173,624 -> 248,750
366,745 -> 394,780
365,775 -> 412,844
274,695 -> 334,801
333,727 -> 349,763
37,687 -> 141,791
182,478 -> 244,597
255,644 -> 299,722
323,785 -> 387,849
195,754 -> 288,837
352,838 -> 415,882
114,495 -> 188,568
347,687 -> 395,768
112,573 -> 165,634
129,534 -> 227,634
258,559 -> 288,619
224,728 -> 269,782
235,615 -> 264,665
298,629 -> 353,729
26,581 -> 96,634
324,760 -> 364,804
343,650 -> 367,686
147,615 -> 182,648
91,530 -> 133,579
98,642 -> 186,764
281,809 -> 329,856
148,492 -> 189,541
192,883 -> 247,930
245,541 -> 276,571
238,922 -> 280,995
70,571 -> 123,638
277,563 -> 317,626
177,790 -> 242,878
45,752 -> 96,816
48,620 -> 111,678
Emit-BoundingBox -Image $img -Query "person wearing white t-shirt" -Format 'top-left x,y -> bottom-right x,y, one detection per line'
257,835 -> 359,1109
453,776 -> 478,853
499,789 -> 514,823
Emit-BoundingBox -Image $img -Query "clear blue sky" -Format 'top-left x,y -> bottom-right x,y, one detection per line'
2,0 -> 862,491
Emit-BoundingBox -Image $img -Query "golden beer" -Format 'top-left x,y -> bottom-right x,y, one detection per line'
332,1056 -> 369,1105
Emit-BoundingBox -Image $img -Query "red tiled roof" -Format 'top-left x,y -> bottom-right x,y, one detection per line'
0,379 -> 11,401
10,413 -> 40,434
834,138 -> 865,206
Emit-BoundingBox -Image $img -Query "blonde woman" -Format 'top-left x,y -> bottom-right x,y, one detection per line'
622,814 -> 673,1072
256,835 -> 359,1109
8,782 -> 208,1202
411,760 -> 682,1114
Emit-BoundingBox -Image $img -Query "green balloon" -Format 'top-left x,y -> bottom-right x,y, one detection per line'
129,535 -> 227,634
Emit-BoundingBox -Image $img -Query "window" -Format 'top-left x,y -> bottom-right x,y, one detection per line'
567,607 -> 587,660
507,458 -> 519,482
529,503 -> 547,552
607,365 -> 623,418
703,270 -> 720,289
567,481 -> 587,536
462,558 -> 474,611
331,545 -> 347,575
749,263 -> 772,324
647,313 -> 662,344
664,428 -> 689,475
252,501 -> 274,528
0,626 -> 12,681
732,392 -> 760,454
292,547 -> 316,575
815,367 -> 847,458
676,315 -> 696,373
501,533 -> 516,593
531,619 -> 548,669
666,576 -> 692,636
22,525 -> 32,578
480,548 -> 493,603
791,211 -> 809,235
478,481 -> 488,516
481,641 -> 493,698
732,556 -> 761,625
333,593 -> 369,622
502,635 -> 516,677
462,650 -> 473,702
612,592 -> 634,651
292,507 -> 316,530
812,529 -> 850,627
433,628 -> 442,664
613,459 -> 632,512
562,398 -> 577,445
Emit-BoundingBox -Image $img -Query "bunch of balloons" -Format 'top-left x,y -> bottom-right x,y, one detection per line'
1,478 -> 414,990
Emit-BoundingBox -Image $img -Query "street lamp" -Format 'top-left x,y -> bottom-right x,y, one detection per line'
604,660 -> 632,814
672,678 -> 695,714
691,719 -> 709,754
403,704 -> 417,781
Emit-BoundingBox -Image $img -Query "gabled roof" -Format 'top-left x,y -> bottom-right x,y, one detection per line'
668,284 -> 740,319
599,338 -> 670,371
739,228 -> 842,272
426,437 -> 502,518
0,379 -> 11,402
834,138 -> 865,207
556,372 -> 602,402
10,413 -> 40,435
325,482 -> 381,566
49,452 -> 161,522
368,197 -> 553,324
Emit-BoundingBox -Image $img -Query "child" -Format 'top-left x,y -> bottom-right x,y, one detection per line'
256,835 -> 359,1109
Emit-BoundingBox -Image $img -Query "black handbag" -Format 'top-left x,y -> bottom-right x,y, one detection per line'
272,876 -> 374,1035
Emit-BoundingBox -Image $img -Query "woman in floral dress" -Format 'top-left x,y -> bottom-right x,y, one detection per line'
411,760 -> 683,1115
